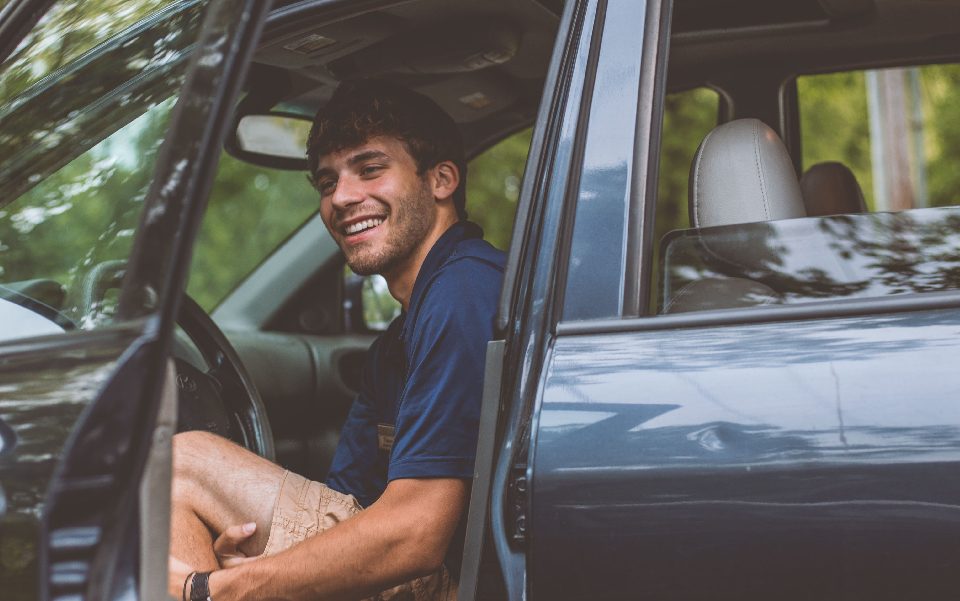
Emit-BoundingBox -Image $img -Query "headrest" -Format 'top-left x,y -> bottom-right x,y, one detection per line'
800,161 -> 868,216
688,118 -> 806,228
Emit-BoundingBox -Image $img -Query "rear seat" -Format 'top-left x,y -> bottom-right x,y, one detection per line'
799,161 -> 868,216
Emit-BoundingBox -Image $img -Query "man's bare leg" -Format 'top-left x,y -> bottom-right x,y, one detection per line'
169,431 -> 286,575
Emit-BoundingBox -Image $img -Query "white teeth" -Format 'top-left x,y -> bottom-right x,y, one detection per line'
345,218 -> 384,235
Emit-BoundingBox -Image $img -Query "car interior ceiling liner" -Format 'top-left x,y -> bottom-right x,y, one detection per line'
330,20 -> 522,78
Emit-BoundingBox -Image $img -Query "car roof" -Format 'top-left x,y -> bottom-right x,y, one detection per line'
247,0 -> 959,158
249,0 -> 561,157
669,0 -> 960,90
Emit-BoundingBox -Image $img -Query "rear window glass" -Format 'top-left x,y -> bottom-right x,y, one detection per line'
798,65 -> 960,212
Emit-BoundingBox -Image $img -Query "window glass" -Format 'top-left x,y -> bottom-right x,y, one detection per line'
466,128 -> 532,251
187,155 -> 317,310
661,208 -> 960,313
651,87 -> 720,312
798,65 -> 960,211
0,0 -> 176,105
0,2 -> 204,339
655,65 -> 960,315
0,100 -> 176,330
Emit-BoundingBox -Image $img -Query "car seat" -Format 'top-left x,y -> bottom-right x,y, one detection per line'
663,118 -> 806,314
799,161 -> 868,216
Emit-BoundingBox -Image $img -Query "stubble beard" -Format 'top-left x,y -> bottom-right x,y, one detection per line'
343,182 -> 435,277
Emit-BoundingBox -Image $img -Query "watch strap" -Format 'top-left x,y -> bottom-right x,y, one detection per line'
189,570 -> 212,601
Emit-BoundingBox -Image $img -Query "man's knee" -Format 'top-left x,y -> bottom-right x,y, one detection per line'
171,431 -> 235,498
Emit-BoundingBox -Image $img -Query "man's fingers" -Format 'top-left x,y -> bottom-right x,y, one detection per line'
213,522 -> 257,555
221,555 -> 260,568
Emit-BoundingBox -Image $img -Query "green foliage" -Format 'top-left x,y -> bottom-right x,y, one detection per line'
465,128 -> 532,251
798,71 -> 875,208
186,154 -> 317,310
923,64 -> 960,208
651,87 -> 720,309
798,65 -> 960,210
0,100 -> 174,324
656,88 -> 720,240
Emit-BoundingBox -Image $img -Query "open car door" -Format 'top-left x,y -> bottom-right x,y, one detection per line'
0,1 -> 270,599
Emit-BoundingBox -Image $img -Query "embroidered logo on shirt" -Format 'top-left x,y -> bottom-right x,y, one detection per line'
377,423 -> 395,452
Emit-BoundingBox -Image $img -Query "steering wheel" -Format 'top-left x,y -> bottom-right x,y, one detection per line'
174,295 -> 275,461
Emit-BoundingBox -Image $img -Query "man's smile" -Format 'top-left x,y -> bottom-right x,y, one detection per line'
344,217 -> 385,235
338,213 -> 388,245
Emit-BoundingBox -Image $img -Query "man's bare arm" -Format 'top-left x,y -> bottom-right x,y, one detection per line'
207,477 -> 468,601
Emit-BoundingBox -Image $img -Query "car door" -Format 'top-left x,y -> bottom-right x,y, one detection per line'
458,0 -> 664,599
0,1 -> 270,600
514,3 -> 960,601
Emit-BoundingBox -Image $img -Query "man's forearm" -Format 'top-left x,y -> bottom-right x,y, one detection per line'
208,478 -> 466,601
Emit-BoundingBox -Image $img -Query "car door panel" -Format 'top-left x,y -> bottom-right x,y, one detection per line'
0,326 -> 140,598
226,331 -> 374,480
532,309 -> 960,599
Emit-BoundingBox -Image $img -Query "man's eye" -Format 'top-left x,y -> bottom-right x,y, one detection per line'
360,165 -> 383,177
318,180 -> 336,195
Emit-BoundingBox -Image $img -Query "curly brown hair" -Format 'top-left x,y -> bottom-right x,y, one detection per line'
307,79 -> 468,219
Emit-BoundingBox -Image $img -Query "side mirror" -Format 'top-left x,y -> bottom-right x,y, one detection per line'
225,112 -> 312,170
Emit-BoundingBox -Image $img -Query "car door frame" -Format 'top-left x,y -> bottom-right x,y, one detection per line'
458,0 -> 669,598
0,1 -> 273,600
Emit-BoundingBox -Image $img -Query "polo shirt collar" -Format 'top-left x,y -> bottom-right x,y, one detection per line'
405,220 -> 483,319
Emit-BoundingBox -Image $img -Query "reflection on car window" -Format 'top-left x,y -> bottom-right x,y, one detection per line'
0,100 -> 175,328
0,1 -> 206,337
660,208 -> 960,313
0,0 -> 178,106
648,68 -> 960,316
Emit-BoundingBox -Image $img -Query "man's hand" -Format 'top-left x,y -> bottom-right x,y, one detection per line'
214,522 -> 261,568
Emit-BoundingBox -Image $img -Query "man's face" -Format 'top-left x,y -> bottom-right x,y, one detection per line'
315,136 -> 436,277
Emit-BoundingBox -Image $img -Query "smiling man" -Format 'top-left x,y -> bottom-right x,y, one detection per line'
168,80 -> 505,601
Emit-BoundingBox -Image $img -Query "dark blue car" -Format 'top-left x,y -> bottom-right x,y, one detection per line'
1,0 -> 959,599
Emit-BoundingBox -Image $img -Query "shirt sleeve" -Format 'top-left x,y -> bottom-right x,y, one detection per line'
387,257 -> 503,481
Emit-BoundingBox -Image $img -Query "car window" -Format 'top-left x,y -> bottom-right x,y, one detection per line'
0,2 -> 206,339
0,0 -> 176,105
653,64 -> 960,315
466,128 -> 532,251
187,154 -> 318,311
798,64 -> 960,211
651,87 -> 720,309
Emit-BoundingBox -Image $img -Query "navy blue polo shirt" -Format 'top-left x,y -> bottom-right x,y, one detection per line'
326,221 -> 505,509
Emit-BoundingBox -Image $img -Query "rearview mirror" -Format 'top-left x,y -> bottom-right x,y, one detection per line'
226,112 -> 312,170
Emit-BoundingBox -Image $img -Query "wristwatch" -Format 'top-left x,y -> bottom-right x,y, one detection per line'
190,571 -> 213,601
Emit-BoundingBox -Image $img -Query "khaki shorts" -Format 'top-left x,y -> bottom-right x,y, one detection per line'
262,470 -> 457,601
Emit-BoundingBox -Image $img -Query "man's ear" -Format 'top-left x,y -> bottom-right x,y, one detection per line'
430,161 -> 460,203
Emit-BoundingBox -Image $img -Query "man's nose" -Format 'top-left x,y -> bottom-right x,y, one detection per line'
331,174 -> 364,209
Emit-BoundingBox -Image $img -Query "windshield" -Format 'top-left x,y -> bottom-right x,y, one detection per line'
0,0 -> 206,335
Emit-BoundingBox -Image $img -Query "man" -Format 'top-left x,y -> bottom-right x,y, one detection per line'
168,80 -> 505,601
